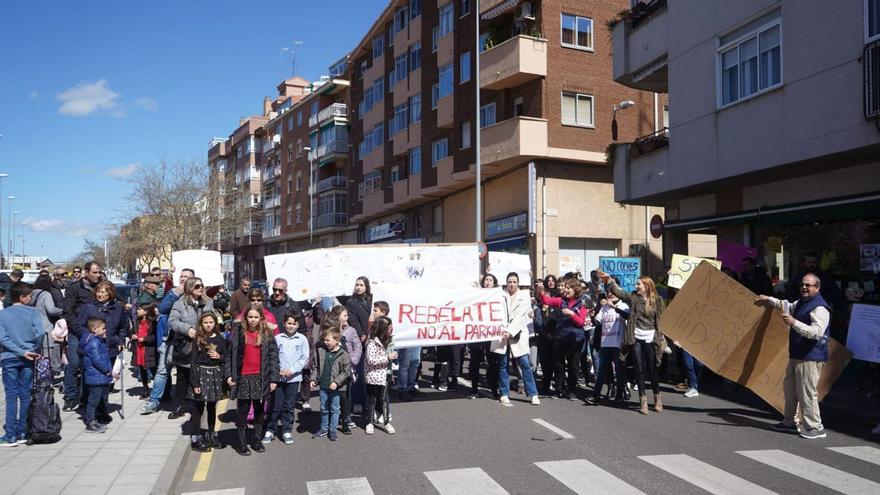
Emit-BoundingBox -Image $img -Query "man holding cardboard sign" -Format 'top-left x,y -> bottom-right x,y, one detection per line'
756,273 -> 831,440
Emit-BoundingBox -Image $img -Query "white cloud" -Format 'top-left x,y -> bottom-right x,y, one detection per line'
56,79 -> 121,117
24,218 -> 94,238
134,97 -> 158,111
28,90 -> 39,100
103,163 -> 139,179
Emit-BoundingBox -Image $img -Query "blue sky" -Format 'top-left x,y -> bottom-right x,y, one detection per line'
0,0 -> 386,263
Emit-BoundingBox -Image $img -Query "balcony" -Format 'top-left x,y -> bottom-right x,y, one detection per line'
262,196 -> 281,210
480,116 -> 549,169
263,226 -> 281,238
612,0 -> 668,92
316,103 -> 348,126
316,176 -> 349,193
480,36 -> 547,90
613,129 -> 671,204
262,140 -> 277,154
316,139 -> 349,163
262,166 -> 277,183
315,213 -> 348,229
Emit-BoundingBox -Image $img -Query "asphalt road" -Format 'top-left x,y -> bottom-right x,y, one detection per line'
172,376 -> 880,495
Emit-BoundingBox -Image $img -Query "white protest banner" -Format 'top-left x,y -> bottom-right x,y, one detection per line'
846,304 -> 880,363
264,244 -> 480,299
667,254 -> 722,289
381,284 -> 508,349
486,251 -> 532,286
172,250 -> 223,286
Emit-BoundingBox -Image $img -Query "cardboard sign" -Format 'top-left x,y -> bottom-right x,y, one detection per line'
486,251 -> 532,286
846,304 -> 880,363
716,240 -> 757,277
659,262 -> 852,414
599,257 -> 641,293
382,284 -> 508,349
668,255 -> 722,289
171,250 -> 223,287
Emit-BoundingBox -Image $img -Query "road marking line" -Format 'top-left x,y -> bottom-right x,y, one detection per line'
307,477 -> 374,495
640,454 -> 777,495
182,489 -> 245,495
738,449 -> 880,495
531,418 -> 575,439
828,446 -> 880,466
192,398 -> 228,482
424,467 -> 509,495
535,459 -> 645,494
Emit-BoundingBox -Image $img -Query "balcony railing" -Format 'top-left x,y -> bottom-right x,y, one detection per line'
317,176 -> 349,193
262,196 -> 281,209
316,139 -> 349,161
263,226 -> 281,238
315,213 -> 348,229
262,140 -> 276,154
866,39 -> 880,118
317,103 -> 348,125
262,166 -> 277,183
628,127 -> 669,158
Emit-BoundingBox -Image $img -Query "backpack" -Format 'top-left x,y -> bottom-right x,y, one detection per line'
27,376 -> 62,444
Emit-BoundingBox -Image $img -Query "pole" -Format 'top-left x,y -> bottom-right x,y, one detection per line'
6,196 -> 13,268
475,0 -> 482,243
0,175 -> 5,269
11,211 -> 16,269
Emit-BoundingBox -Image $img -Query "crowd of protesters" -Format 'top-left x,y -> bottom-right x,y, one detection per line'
0,251 -> 857,450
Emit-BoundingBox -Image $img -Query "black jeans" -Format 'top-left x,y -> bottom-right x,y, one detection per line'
468,343 -> 488,393
631,339 -> 660,396
299,369 -> 312,403
365,384 -> 388,425
537,334 -> 556,392
554,340 -> 580,396
593,347 -> 626,399
268,382 -> 298,433
174,366 -> 191,411
189,401 -> 217,435
433,345 -> 461,386
235,399 -> 265,432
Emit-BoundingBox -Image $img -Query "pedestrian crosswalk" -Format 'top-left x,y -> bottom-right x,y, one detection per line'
185,445 -> 880,495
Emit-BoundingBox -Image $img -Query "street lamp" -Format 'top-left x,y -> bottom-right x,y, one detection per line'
11,210 -> 18,268
7,196 -> 14,268
475,1 -> 482,243
0,173 -> 7,268
302,146 -> 315,247
611,100 -> 636,141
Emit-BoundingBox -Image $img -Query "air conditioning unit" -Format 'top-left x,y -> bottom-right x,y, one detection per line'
515,2 -> 535,21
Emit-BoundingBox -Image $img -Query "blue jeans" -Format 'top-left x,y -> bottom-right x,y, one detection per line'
396,347 -> 421,392
683,350 -> 704,390
318,388 -> 340,433
594,347 -> 625,399
2,357 -> 34,442
269,382 -> 299,433
498,354 -> 538,397
147,341 -> 168,406
63,333 -> 81,402
84,384 -> 109,424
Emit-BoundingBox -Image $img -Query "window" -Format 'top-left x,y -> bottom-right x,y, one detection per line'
373,123 -> 384,149
287,116 -> 294,132
297,111 -> 303,126
236,146 -> 243,158
391,165 -> 401,183
438,64 -> 454,99
287,144 -> 293,162
296,139 -> 302,158
310,101 -> 319,116
561,13 -> 593,50
296,204 -> 302,224
718,22 -> 781,107
391,104 -> 408,135
288,174 -> 293,193
869,0 -> 880,41
461,0 -> 470,16
432,83 -> 440,108
461,120 -> 471,149
513,96 -> 524,117
432,26 -> 440,52
364,171 -> 382,194
439,3 -> 454,37
479,102 -> 496,128
359,60 -> 368,80
561,92 -> 594,127
394,6 -> 409,34
409,147 -> 422,175
375,77 -> 385,103
431,138 -> 449,166
287,205 -> 293,226
410,42 -> 422,71
391,54 -> 408,88
460,52 -> 471,83
296,172 -> 302,191
410,0 -> 421,19
410,94 -> 422,123
372,34 -> 385,58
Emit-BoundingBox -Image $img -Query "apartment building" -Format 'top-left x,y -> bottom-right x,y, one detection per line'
348,0 -> 665,277
612,0 -> 880,302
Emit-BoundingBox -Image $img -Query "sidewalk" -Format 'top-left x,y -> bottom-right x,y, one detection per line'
0,355 -> 189,495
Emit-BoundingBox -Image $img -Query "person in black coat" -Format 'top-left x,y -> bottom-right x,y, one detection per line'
74,281 -> 131,363
344,276 -> 372,341
130,303 -> 158,399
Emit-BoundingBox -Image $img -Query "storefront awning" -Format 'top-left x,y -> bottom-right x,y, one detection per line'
666,193 -> 880,231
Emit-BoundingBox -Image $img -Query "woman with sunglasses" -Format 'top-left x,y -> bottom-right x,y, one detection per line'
234,288 -> 278,328
168,277 -> 215,421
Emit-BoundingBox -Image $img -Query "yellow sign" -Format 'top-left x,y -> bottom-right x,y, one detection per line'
667,254 -> 721,289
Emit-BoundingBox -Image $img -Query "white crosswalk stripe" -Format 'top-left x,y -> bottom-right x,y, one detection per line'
535,459 -> 645,495
738,449 -> 880,495
182,490 -> 246,495
307,477 -> 375,495
424,467 -> 509,495
828,446 -> 880,467
640,454 -> 777,495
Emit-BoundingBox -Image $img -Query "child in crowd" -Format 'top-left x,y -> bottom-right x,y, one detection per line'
328,306 -> 361,434
369,301 -> 393,423
226,304 -> 279,456
310,326 -> 351,441
364,316 -> 396,435
130,302 -> 158,400
80,317 -> 112,433
189,312 -> 227,452
264,310 -> 309,445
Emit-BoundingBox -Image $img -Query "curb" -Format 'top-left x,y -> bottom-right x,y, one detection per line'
152,435 -> 190,495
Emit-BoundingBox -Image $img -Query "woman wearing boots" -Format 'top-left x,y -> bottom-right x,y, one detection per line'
225,304 -> 280,455
598,272 -> 667,415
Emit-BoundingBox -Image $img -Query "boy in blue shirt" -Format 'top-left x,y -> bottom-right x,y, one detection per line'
80,317 -> 113,433
0,282 -> 44,446
263,310 -> 309,445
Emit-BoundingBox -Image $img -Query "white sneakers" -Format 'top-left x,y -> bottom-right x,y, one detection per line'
683,388 -> 699,398
365,424 -> 375,435
384,424 -> 396,434
499,396 -> 511,404
531,395 -> 541,405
